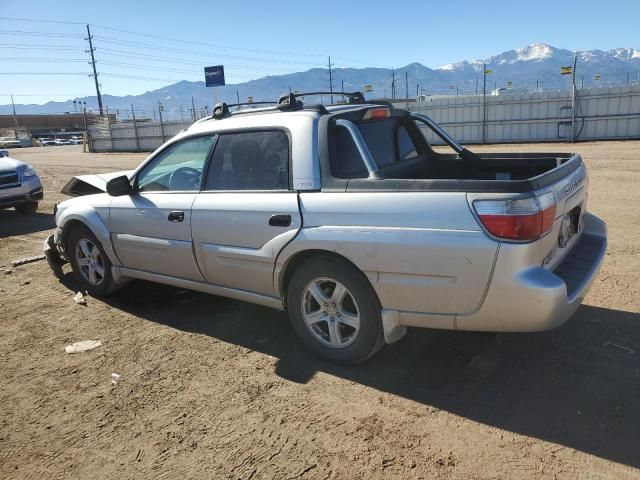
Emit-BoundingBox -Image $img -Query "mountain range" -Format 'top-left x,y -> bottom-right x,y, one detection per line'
2,43 -> 639,119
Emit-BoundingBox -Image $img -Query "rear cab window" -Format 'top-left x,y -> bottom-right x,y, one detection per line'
331,115 -> 423,179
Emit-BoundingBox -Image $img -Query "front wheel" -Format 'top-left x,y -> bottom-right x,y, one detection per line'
66,225 -> 118,297
15,202 -> 38,214
286,257 -> 385,364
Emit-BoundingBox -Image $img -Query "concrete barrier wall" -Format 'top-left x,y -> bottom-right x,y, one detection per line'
410,84 -> 640,144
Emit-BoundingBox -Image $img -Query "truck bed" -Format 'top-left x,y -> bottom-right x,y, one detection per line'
341,153 -> 582,193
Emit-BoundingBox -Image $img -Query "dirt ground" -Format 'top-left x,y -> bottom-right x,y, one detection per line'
1,143 -> 639,479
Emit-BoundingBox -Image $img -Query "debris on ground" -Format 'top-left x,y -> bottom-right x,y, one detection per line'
11,255 -> 46,267
2,269 -> 12,275
111,373 -> 121,385
65,340 -> 102,354
21,280 -> 31,286
73,292 -> 86,305
604,342 -> 636,354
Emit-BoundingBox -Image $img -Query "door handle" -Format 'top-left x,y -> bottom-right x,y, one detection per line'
269,214 -> 292,227
168,211 -> 185,222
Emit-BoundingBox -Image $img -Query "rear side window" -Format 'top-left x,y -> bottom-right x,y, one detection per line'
204,130 -> 289,190
331,126 -> 369,179
356,119 -> 397,167
397,125 -> 419,160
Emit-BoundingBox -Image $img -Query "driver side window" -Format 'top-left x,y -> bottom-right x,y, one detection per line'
137,135 -> 214,192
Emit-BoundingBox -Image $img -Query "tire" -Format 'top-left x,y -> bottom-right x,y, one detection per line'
15,202 -> 38,214
66,225 -> 118,297
286,256 -> 385,364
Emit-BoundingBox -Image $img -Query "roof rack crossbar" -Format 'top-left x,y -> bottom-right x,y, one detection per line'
278,91 -> 366,105
212,101 -> 281,119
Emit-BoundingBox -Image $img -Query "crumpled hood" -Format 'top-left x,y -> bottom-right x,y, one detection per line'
61,170 -> 133,196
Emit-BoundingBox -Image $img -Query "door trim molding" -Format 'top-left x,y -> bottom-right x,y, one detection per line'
115,266 -> 285,311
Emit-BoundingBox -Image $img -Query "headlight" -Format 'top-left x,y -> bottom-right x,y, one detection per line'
22,166 -> 37,178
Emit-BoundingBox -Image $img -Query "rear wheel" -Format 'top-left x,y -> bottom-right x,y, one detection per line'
15,202 -> 38,214
287,257 -> 385,364
66,225 -> 117,297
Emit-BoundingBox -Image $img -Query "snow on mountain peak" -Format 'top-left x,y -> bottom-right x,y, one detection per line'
609,47 -> 640,60
515,44 -> 554,61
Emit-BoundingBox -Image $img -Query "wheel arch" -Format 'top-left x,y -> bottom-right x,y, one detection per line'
58,210 -> 119,265
278,249 -> 378,308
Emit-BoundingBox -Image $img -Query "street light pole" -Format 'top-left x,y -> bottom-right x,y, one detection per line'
571,52 -> 578,143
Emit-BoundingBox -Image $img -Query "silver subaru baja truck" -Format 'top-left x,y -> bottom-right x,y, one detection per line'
45,92 -> 607,363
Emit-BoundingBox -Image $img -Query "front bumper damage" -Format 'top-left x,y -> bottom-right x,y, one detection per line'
44,233 -> 67,280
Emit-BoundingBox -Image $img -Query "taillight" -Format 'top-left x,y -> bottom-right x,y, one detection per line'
473,192 -> 556,241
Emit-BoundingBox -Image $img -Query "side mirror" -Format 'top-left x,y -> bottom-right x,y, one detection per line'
106,175 -> 132,196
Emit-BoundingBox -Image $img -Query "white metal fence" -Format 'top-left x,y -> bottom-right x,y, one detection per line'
88,85 -> 640,152
89,118 -> 190,152
409,84 -> 640,144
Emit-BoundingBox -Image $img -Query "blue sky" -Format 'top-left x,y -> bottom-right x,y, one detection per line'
1,0 -> 639,103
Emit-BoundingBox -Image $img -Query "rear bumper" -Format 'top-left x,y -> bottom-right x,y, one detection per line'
388,213 -> 607,335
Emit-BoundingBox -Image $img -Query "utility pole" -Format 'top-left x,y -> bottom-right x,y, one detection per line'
475,76 -> 479,95
10,94 -> 20,136
85,25 -> 103,116
482,63 -> 487,144
158,100 -> 165,142
405,71 -> 409,108
82,104 -> 88,152
328,56 -> 334,104
571,52 -> 578,143
341,79 -> 344,93
416,84 -> 419,97
391,69 -> 396,99
191,96 -> 196,121
131,104 -> 140,151
236,90 -> 240,104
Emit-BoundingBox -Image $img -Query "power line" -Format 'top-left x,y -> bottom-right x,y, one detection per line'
0,29 -> 84,38
92,35 -> 325,66
98,61 -> 255,78
0,58 -> 87,62
97,50 -> 302,72
0,16 -> 87,25
0,17 -> 325,58
88,24 -> 325,58
0,72 -> 88,75
0,43 -> 84,51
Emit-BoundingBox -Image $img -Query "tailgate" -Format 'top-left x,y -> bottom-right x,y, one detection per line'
536,159 -> 589,271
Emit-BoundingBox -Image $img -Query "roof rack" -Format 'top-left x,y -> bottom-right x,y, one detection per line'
278,91 -> 365,105
212,101 -> 279,119
211,97 -> 304,120
207,91 -> 369,121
